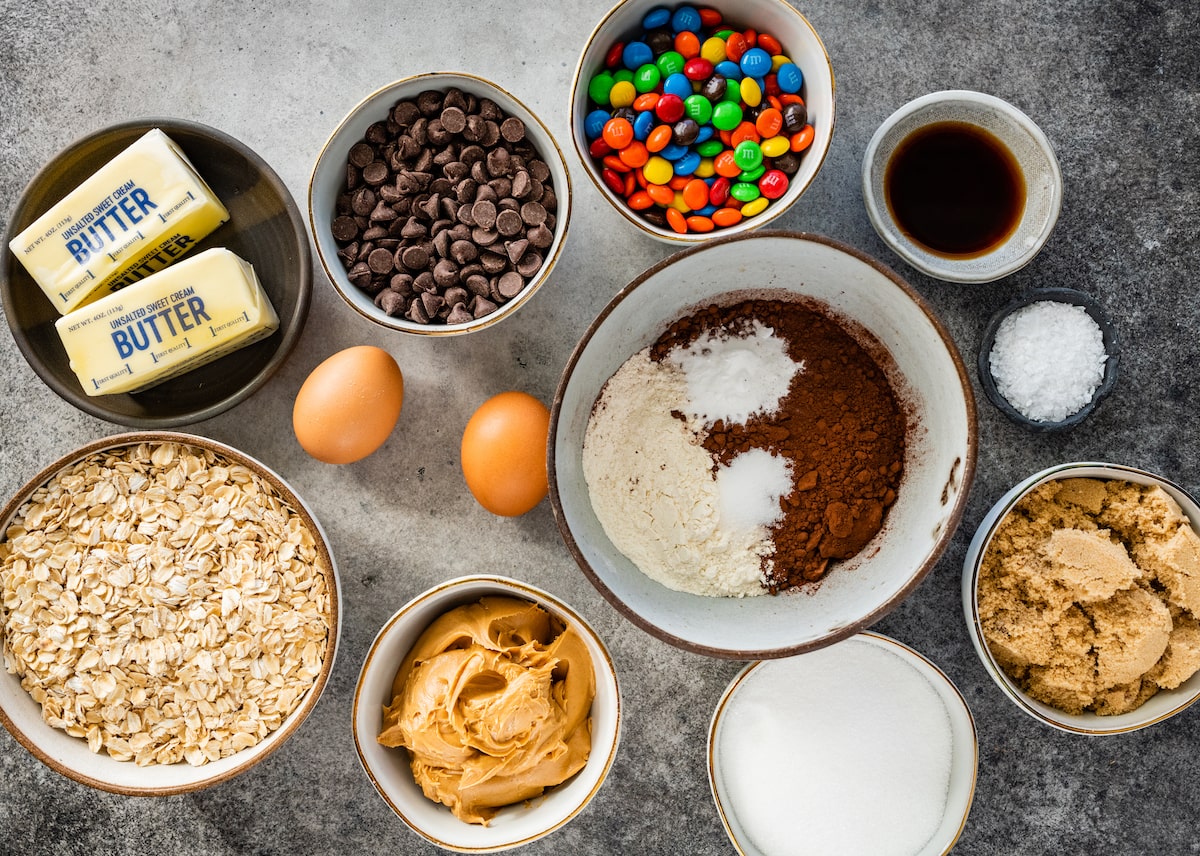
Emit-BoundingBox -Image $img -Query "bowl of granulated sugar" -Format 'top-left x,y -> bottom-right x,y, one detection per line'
979,287 -> 1120,431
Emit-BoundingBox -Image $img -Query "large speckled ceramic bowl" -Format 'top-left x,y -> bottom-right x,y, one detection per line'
550,231 -> 977,658
2,119 -> 311,427
963,462 -> 1200,735
0,432 -> 340,794
352,575 -> 620,853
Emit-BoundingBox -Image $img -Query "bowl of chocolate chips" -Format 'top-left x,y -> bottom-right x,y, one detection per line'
310,72 -> 571,334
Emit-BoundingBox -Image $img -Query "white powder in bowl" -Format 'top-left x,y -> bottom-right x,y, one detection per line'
582,350 -> 773,597
667,318 -> 803,426
716,448 -> 791,533
715,640 -> 954,856
988,300 -> 1107,423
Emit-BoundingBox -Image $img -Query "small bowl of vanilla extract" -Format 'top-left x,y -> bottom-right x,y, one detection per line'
861,90 -> 1063,284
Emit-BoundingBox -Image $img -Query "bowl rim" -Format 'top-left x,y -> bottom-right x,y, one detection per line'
976,287 -> 1121,431
962,461 -> 1200,735
548,229 -> 979,658
308,71 -> 573,336
861,89 -> 1063,284
351,573 -> 622,852
568,0 -> 837,245
0,430 -> 340,794
0,117 -> 313,427
706,631 -> 978,855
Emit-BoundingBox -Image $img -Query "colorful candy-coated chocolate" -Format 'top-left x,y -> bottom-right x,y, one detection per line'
628,189 -> 655,210
602,167 -> 625,195
643,156 -> 674,184
659,142 -> 688,161
609,80 -> 636,108
624,41 -> 653,69
700,36 -> 726,64
589,138 -> 613,159
715,59 -> 742,80
698,7 -> 722,28
605,42 -> 624,68
776,62 -> 803,93
740,76 -> 762,107
759,169 -> 789,199
686,215 -> 715,232
588,72 -> 614,105
673,151 -> 701,175
655,93 -> 686,123
642,6 -> 671,29
755,107 -> 783,138
585,109 -> 609,140
634,63 -> 662,92
603,117 -> 634,149
675,30 -> 701,58
666,207 -> 688,233
758,33 -> 783,55
696,138 -> 725,157
683,94 -> 713,125
646,124 -> 674,152
633,110 -> 656,140
760,134 -> 790,158
711,100 -> 743,130
740,196 -> 770,217
684,57 -> 714,81
712,207 -> 743,227
709,176 -> 731,206
620,141 -> 650,168
656,50 -> 685,77
671,5 -> 701,33
729,141 -> 758,171
730,181 -> 761,202
739,47 -> 772,77
790,124 -> 815,152
738,164 -> 765,182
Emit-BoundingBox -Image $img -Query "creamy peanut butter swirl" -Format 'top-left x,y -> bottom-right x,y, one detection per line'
379,596 -> 595,825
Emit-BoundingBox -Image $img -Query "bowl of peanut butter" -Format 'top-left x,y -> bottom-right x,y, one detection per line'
352,575 -> 620,852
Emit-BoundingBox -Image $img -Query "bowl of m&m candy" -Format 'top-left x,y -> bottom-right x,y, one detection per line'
571,0 -> 834,242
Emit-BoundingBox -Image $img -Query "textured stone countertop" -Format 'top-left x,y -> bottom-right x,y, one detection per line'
2,1 -> 1198,853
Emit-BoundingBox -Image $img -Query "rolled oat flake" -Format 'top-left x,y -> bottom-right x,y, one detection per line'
989,300 -> 1107,423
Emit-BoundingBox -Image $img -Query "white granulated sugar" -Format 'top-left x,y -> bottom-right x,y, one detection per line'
582,349 -> 772,598
668,319 -> 803,426
989,300 -> 1107,423
717,640 -> 954,856
717,448 -> 791,532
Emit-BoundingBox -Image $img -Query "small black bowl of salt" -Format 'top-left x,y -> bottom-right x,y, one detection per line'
978,287 -> 1120,431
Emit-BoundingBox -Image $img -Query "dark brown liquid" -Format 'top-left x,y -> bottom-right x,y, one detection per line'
884,121 -> 1025,258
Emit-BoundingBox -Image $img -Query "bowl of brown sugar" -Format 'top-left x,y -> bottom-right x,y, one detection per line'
550,231 -> 978,658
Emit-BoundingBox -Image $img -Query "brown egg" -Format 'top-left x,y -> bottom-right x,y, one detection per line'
293,346 -> 404,464
460,391 -> 550,516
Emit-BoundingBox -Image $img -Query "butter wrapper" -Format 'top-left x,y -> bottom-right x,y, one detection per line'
10,128 -> 230,315
55,248 -> 279,396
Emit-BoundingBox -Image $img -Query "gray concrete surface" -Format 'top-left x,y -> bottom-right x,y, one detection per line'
2,0 -> 1199,853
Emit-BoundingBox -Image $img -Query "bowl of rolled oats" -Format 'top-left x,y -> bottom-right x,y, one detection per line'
0,432 -> 340,794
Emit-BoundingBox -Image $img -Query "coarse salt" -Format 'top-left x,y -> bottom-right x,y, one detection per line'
667,319 -> 803,426
988,300 -> 1107,423
716,639 -> 954,856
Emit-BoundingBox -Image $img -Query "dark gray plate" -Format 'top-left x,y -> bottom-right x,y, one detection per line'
2,118 -> 311,427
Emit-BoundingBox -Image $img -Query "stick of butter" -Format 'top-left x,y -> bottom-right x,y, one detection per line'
55,248 -> 279,396
10,128 -> 230,315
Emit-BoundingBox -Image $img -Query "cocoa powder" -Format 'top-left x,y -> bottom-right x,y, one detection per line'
651,298 -> 906,592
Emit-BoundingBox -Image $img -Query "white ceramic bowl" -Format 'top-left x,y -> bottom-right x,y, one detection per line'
310,72 -> 572,335
352,575 -> 621,852
862,90 -> 1062,283
963,462 -> 1200,734
0,432 -> 340,794
570,0 -> 835,244
550,231 -> 977,658
709,632 -> 977,855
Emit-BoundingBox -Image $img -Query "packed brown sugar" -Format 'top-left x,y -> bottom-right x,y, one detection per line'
979,477 -> 1200,715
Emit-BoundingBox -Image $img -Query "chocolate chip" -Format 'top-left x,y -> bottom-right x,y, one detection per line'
520,201 -> 546,226
368,247 -> 395,274
392,101 -> 420,127
440,106 -> 467,134
417,90 -> 443,116
332,216 -> 359,242
529,160 -> 551,183
390,273 -> 414,296
479,98 -> 503,121
447,302 -> 473,325
450,240 -> 478,264
486,147 -> 511,177
516,251 -> 543,278
497,271 -> 525,299
349,142 -> 376,168
480,251 -> 508,274
365,122 -> 389,145
471,200 -> 497,229
433,259 -> 459,287
401,245 -> 430,270
505,238 -> 528,264
370,201 -> 398,222
347,261 -> 372,288
443,87 -> 468,112
526,223 -> 553,249
496,209 -> 523,237
426,119 -> 451,146
471,227 -> 499,246
377,290 -> 405,316
362,161 -> 389,186
465,274 -> 491,296
471,295 -> 498,318
511,171 -> 532,199
421,291 -> 445,317
407,299 -> 430,324
361,225 -> 388,241
500,117 -> 525,143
